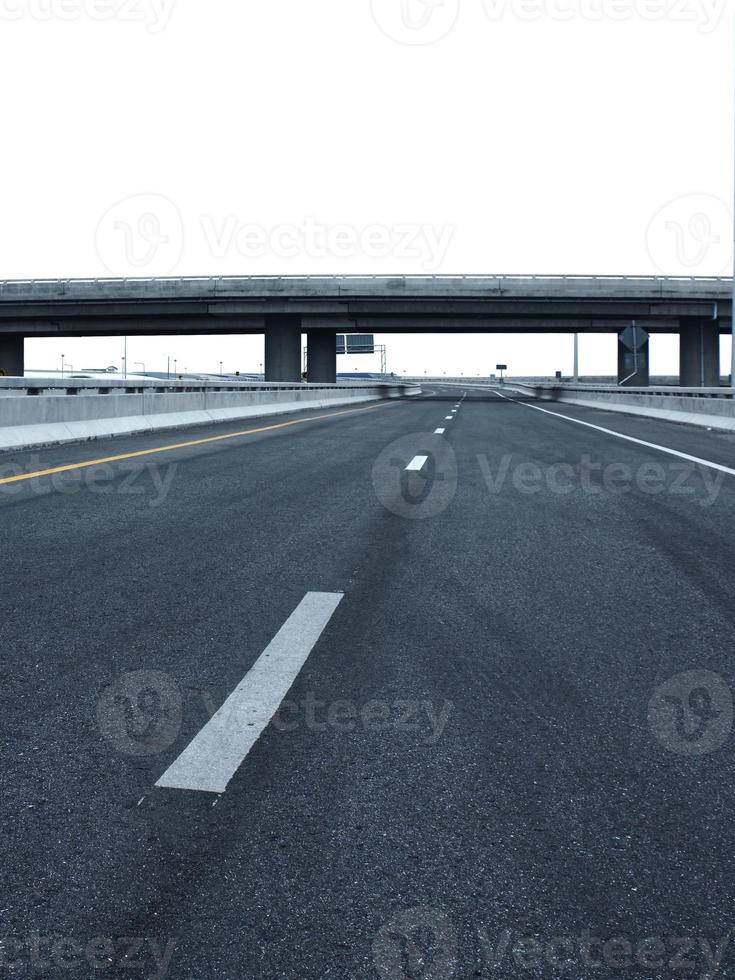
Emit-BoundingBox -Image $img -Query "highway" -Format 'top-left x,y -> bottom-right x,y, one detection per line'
3,386 -> 735,979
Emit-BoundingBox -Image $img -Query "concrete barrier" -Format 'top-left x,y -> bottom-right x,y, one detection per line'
506,383 -> 735,432
0,379 -> 420,451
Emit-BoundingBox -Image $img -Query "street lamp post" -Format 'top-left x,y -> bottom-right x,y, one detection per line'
134,361 -> 146,374
60,354 -> 65,379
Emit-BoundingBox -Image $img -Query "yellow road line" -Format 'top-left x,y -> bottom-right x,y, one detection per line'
0,399 -> 402,487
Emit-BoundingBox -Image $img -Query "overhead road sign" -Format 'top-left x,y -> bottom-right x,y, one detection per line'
337,334 -> 375,354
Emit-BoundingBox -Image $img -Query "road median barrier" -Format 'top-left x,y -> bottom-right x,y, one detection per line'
0,379 -> 421,451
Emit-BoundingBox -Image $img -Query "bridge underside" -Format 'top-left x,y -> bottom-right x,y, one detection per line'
0,316 -> 725,387
0,276 -> 729,384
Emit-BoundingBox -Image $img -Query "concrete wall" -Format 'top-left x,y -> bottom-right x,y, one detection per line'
508,383 -> 735,432
0,381 -> 418,451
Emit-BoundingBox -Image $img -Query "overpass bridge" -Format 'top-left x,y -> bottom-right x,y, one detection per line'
0,274 -> 730,386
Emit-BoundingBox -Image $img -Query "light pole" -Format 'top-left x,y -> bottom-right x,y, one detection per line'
167,356 -> 170,380
219,361 -> 223,377
134,361 -> 146,374
60,354 -> 65,379
123,337 -> 127,379
573,333 -> 579,383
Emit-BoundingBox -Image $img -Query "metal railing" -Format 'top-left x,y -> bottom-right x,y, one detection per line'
0,274 -> 731,287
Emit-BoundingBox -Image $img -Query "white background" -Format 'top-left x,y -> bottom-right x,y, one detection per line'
1,0 -> 731,377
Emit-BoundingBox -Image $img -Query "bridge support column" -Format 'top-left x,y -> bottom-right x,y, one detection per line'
264,317 -> 302,383
679,321 -> 720,387
0,334 -> 24,376
617,336 -> 649,387
306,329 -> 337,384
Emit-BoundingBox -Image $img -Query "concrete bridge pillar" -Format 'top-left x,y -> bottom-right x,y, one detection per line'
0,334 -> 24,376
679,321 -> 720,387
617,337 -> 649,387
306,329 -> 337,384
264,317 -> 302,383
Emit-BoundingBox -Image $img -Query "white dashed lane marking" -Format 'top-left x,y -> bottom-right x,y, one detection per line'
406,455 -> 429,472
156,592 -> 344,794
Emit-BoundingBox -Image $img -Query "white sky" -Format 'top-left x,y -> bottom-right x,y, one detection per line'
1,0 -> 732,376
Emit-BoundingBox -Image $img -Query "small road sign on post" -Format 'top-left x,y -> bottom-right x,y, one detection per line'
619,323 -> 648,352
618,321 -> 649,386
496,364 -> 508,382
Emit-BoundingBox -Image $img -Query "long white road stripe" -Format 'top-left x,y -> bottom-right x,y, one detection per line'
406,455 -> 428,471
445,416 -> 453,420
435,428 -> 446,434
492,390 -> 735,477
156,592 -> 344,794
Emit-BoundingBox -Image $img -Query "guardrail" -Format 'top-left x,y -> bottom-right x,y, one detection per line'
505,382 -> 735,432
0,275 -> 730,286
517,383 -> 735,399
0,275 -> 730,304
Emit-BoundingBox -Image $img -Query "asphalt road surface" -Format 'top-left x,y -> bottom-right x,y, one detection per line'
3,386 -> 735,979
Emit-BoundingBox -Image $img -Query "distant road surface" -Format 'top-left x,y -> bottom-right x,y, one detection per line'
3,387 -> 735,979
